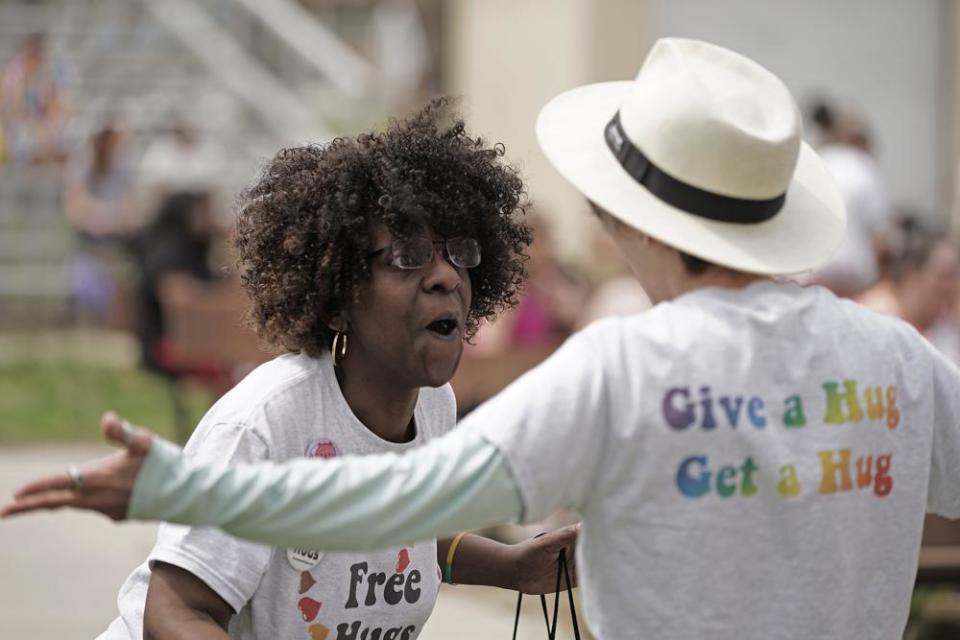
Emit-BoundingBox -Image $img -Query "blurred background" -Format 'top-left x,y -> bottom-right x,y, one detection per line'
1,0 -> 960,637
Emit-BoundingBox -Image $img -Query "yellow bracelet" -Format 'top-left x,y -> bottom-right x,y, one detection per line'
443,532 -> 468,584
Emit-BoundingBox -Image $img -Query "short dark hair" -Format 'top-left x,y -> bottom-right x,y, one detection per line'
678,250 -> 711,275
234,97 -> 532,357
885,217 -> 948,282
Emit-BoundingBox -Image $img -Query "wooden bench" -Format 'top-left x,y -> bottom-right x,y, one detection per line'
918,514 -> 960,584
159,272 -> 273,368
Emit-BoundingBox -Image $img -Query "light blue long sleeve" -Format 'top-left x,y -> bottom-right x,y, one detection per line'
128,428 -> 523,550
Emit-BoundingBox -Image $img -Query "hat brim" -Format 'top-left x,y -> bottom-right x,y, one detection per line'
536,82 -> 846,276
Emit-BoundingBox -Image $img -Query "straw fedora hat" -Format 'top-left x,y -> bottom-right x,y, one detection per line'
536,38 -> 846,275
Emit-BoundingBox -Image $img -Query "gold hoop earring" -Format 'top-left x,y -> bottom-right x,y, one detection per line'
331,331 -> 348,367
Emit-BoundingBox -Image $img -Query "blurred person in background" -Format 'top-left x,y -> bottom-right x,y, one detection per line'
0,32 -> 71,165
132,190 -> 231,432
63,117 -> 138,323
858,217 -> 960,365
468,214 -> 588,355
805,101 -> 893,297
65,117 -> 138,241
97,99 -> 570,640
138,114 -> 225,221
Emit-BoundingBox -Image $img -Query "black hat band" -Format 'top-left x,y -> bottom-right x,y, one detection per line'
604,112 -> 786,224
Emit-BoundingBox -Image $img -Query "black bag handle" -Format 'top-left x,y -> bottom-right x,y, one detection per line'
512,548 -> 581,639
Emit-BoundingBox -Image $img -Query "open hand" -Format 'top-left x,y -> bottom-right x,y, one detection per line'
1,412 -> 153,521
513,524 -> 579,594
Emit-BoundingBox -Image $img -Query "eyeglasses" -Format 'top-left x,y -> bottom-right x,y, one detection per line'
368,236 -> 481,270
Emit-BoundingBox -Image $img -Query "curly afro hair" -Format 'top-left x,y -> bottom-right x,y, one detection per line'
235,97 -> 532,357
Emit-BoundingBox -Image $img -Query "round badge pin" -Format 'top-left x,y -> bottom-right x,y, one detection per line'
305,439 -> 338,459
287,547 -> 323,571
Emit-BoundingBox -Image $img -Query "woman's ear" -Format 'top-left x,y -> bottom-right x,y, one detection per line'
327,313 -> 349,334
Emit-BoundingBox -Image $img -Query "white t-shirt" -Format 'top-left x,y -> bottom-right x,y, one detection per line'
474,281 -> 960,639
138,137 -> 225,196
102,353 -> 455,640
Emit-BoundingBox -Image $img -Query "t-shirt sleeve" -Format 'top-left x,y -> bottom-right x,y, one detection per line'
148,421 -> 272,613
462,326 -> 610,522
928,349 -> 960,518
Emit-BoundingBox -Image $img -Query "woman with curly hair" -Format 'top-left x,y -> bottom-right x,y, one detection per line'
60,98 -> 573,640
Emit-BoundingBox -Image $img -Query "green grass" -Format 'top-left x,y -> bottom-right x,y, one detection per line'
0,362 -> 213,443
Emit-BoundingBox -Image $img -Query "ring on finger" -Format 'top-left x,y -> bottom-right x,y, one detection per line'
120,420 -> 138,447
66,464 -> 83,492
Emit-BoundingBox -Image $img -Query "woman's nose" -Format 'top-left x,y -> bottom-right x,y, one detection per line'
421,250 -> 463,293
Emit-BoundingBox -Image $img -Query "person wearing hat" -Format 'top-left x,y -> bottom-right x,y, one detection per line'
7,38 -> 960,638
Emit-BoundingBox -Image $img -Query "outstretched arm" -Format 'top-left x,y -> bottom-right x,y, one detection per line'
5,328 -> 607,553
3,413 -> 524,552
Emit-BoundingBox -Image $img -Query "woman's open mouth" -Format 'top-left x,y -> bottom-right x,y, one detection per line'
425,316 -> 460,340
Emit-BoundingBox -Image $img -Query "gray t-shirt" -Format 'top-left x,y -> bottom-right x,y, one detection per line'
475,281 -> 960,639
102,353 -> 456,640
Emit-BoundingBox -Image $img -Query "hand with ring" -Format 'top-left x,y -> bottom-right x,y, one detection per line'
2,412 -> 154,521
